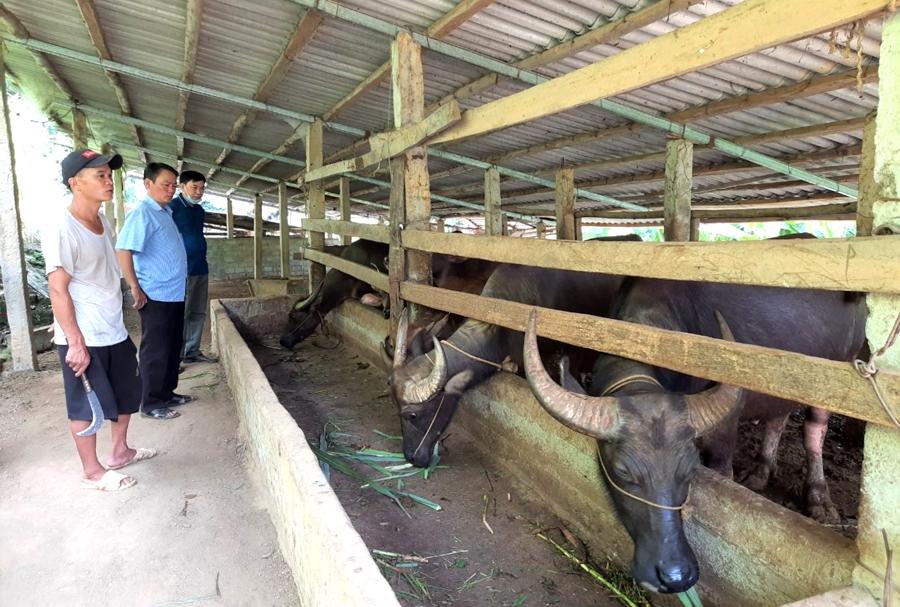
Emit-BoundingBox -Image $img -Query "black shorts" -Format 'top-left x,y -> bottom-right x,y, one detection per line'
58,337 -> 142,422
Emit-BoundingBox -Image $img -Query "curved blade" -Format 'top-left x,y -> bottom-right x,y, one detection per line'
75,374 -> 105,437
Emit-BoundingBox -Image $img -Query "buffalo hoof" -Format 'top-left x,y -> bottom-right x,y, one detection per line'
740,462 -> 775,492
805,483 -> 840,524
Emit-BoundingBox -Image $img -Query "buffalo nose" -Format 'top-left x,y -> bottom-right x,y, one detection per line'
656,562 -> 698,593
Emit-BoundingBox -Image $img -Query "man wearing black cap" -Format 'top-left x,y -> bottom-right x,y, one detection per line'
43,148 -> 157,492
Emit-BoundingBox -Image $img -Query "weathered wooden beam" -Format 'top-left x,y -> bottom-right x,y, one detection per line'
402,230 -> 900,294
388,157 -> 406,339
303,248 -> 389,292
323,0 -> 494,123
484,166 -> 502,236
305,119 -> 326,292
175,0 -> 203,165
429,0 -> 890,145
535,221 -> 546,239
303,101 -> 460,183
302,219 -> 390,244
226,196 -> 234,238
253,193 -> 263,279
339,177 -> 352,245
663,139 -> 693,242
554,168 -> 576,240
435,218 -> 445,233
399,282 -> 900,428
852,11 -> 900,599
73,0 -> 147,162
208,9 -> 322,179
113,161 -> 125,233
0,41 -> 35,371
72,109 -> 88,148
856,113 -> 877,237
392,31 -> 432,324
278,181 -> 290,278
581,202 -> 857,222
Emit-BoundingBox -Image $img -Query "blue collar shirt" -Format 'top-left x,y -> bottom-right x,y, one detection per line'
115,197 -> 188,302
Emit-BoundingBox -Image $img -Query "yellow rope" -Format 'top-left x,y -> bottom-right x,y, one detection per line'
440,340 -> 517,373
599,374 -> 663,396
596,444 -> 689,512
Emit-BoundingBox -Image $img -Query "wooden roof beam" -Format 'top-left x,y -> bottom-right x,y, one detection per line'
207,9 -> 322,180
73,0 -> 147,163
174,0 -> 203,169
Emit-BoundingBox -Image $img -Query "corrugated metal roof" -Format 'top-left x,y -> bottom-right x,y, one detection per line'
0,0 -> 886,218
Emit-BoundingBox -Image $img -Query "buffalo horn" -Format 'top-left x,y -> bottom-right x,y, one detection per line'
399,336 -> 448,403
393,308 -> 410,368
523,309 -> 621,439
292,279 -> 325,311
686,311 -> 744,436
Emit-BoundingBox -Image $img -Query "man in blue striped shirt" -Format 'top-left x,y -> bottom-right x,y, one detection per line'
116,163 -> 192,420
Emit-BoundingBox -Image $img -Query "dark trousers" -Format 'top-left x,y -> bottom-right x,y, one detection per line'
182,274 -> 208,358
139,298 -> 185,412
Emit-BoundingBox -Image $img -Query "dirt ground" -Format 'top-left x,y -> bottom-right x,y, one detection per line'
0,279 -> 300,607
251,333 -> 647,607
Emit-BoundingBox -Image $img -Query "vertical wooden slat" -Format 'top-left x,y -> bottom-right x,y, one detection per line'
484,166 -> 503,236
113,164 -> 125,234
253,193 -> 263,280
339,176 -> 352,246
856,113 -> 877,237
536,221 -> 546,239
0,42 -> 36,370
225,196 -> 234,239
388,157 -> 406,339
575,216 -> 583,241
690,217 -> 700,242
852,12 -> 900,601
663,138 -> 693,241
278,181 -> 290,279
305,119 -> 326,294
435,218 -> 445,233
554,168 -> 576,240
72,108 -> 88,148
392,31 -> 432,324
100,143 -> 115,220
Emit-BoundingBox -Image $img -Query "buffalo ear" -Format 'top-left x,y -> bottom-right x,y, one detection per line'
445,369 -> 475,396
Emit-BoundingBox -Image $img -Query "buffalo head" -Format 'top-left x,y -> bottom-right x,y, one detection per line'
523,309 -> 742,593
279,281 -> 325,349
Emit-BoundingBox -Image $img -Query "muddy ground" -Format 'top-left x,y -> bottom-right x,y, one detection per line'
0,279 -> 300,607
251,334 -> 646,607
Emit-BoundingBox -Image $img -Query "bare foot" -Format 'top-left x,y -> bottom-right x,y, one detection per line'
106,447 -> 137,470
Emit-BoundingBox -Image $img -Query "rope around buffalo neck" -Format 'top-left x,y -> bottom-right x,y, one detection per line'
439,340 -> 518,373
412,392 -> 445,460
596,444 -> 689,511
853,310 -> 900,429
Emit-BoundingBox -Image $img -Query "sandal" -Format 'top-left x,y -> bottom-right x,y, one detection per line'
81,470 -> 137,492
141,407 -> 180,420
108,447 -> 158,470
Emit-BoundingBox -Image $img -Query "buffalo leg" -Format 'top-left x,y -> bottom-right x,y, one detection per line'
803,407 -> 839,524
740,415 -> 788,491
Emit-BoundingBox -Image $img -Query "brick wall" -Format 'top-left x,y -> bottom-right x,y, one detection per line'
206,236 -> 309,279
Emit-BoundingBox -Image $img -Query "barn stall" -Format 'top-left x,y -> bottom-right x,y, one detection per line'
1,0 -> 898,605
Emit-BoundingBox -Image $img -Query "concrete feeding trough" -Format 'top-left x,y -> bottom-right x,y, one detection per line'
210,295 -> 861,607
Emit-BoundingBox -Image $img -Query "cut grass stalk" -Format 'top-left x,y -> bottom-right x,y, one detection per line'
373,429 -> 402,440
536,532 -> 641,607
677,586 -> 705,607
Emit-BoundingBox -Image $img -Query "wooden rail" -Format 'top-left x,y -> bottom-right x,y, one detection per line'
302,219 -> 390,244
399,282 -> 899,428
302,248 -> 389,292
402,231 -> 900,294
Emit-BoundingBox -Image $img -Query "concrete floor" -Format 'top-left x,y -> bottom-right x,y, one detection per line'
0,279 -> 300,607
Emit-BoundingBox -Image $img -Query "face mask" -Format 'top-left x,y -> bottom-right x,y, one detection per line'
182,193 -> 199,205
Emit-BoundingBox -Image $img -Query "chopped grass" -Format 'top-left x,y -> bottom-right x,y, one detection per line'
677,587 -> 705,607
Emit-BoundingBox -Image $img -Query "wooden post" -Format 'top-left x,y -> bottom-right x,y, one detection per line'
435,218 -> 445,233
339,176 -> 352,245
484,166 -> 503,236
305,119 -> 326,294
388,158 -> 406,338
852,11 -> 900,601
72,109 -> 88,148
554,168 -> 576,240
392,31 -> 432,324
113,164 -> 125,234
253,193 -> 263,279
663,138 -> 693,241
690,217 -> 700,241
0,42 -> 36,371
278,181 -> 290,279
100,143 -> 115,220
856,113 -> 876,237
536,221 -> 546,239
225,196 -> 234,239
575,216 -> 583,240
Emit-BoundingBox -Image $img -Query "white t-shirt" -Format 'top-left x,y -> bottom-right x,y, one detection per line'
42,210 -> 128,347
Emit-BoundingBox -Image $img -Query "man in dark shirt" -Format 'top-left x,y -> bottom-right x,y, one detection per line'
170,170 -> 217,365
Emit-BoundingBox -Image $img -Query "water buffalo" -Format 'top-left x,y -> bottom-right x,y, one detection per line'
391,235 -> 642,467
280,239 -> 496,349
522,278 -> 866,593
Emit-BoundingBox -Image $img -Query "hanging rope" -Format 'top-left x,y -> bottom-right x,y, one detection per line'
853,310 -> 900,429
439,339 -> 518,373
596,444 -> 689,511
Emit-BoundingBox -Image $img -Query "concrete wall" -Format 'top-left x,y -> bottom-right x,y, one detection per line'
326,301 -> 859,607
209,297 -> 400,607
206,237 -> 308,280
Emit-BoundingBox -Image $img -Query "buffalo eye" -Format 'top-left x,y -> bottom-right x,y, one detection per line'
613,461 -> 637,485
403,410 -> 418,421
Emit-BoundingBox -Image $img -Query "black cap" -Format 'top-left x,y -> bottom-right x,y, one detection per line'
61,148 -> 123,185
